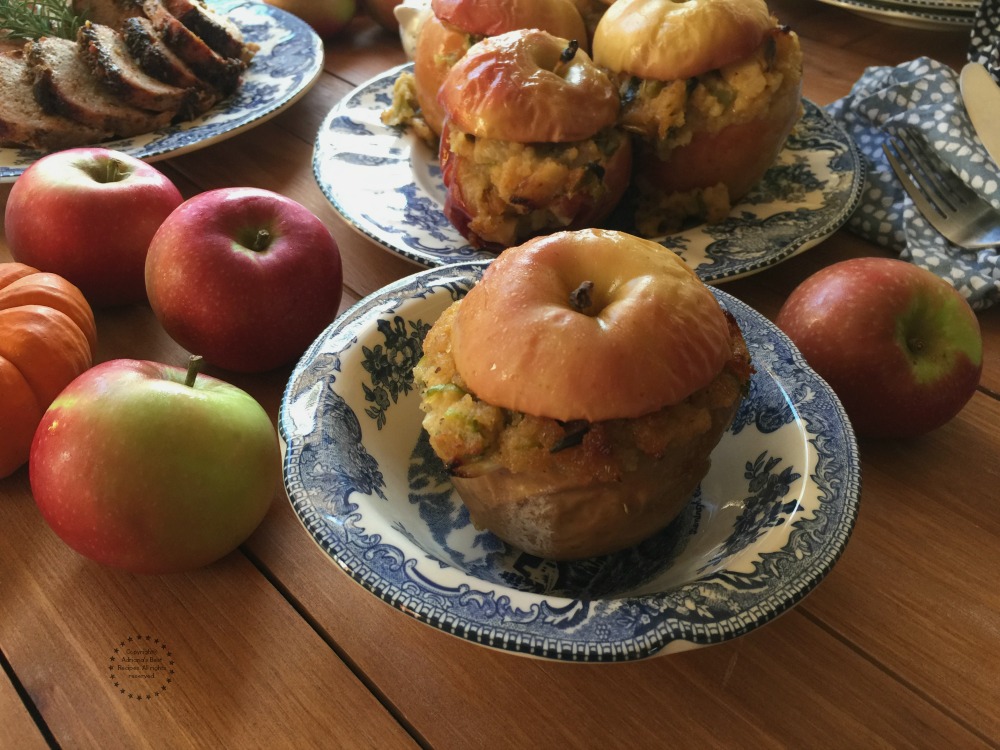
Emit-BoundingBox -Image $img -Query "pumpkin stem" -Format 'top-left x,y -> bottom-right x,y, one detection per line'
185,355 -> 204,387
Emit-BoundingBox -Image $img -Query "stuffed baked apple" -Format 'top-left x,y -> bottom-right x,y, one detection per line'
382,0 -> 588,141
592,0 -> 803,235
413,228 -> 753,560
437,29 -> 631,252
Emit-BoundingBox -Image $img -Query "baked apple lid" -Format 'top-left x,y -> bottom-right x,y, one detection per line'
438,29 -> 619,143
431,0 -> 587,44
592,0 -> 775,81
451,229 -> 735,422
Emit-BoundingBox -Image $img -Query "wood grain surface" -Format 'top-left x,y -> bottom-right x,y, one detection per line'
2,1 -> 998,747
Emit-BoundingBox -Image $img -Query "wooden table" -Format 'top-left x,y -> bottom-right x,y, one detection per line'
3,2 -> 999,747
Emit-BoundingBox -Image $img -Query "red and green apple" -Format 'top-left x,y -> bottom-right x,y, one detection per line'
4,148 -> 183,308
775,257 -> 983,439
29,357 -> 281,574
145,187 -> 343,373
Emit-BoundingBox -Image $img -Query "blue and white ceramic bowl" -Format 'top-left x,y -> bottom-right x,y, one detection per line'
280,264 -> 862,660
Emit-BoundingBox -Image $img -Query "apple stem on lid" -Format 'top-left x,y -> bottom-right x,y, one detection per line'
185,355 -> 204,387
554,40 -> 580,78
569,280 -> 595,314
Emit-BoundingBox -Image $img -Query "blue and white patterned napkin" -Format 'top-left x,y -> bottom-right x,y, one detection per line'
824,0 -> 1000,310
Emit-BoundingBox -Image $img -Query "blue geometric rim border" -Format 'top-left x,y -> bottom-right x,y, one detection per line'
280,262 -> 862,661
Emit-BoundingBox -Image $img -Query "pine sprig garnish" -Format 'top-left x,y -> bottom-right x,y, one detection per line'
0,0 -> 84,41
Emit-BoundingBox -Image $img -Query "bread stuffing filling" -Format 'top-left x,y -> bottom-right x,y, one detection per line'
413,301 -> 753,482
615,25 -> 803,235
442,125 -> 629,249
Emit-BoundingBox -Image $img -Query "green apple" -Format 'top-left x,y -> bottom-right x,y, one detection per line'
29,357 -> 280,574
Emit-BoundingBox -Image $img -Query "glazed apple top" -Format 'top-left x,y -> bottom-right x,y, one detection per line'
451,229 -> 736,423
431,0 -> 587,44
438,29 -> 619,143
592,0 -> 774,81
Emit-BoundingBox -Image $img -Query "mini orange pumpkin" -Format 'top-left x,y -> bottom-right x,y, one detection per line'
0,263 -> 98,478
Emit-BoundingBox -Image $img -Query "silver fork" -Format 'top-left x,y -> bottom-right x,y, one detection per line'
882,129 -> 1000,249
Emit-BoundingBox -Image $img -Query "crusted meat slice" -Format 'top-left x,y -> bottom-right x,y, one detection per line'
140,0 -> 245,95
78,21 -> 195,114
120,16 -> 221,115
27,35 -> 174,137
160,0 -> 252,63
0,44 -> 110,150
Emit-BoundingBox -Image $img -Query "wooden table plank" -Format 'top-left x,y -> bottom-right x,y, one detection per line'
799,390 -> 1000,742
0,669 -> 49,750
0,466 -> 418,749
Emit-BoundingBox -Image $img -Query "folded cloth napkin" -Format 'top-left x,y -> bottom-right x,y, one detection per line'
824,0 -> 1000,311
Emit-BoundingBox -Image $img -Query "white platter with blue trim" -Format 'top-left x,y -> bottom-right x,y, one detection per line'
815,0 -> 976,28
312,63 -> 865,284
0,0 -> 324,183
280,262 -> 862,661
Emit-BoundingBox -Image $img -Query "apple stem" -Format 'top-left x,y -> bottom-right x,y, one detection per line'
251,229 -> 271,252
554,39 -> 579,77
185,355 -> 204,387
106,158 -> 126,183
569,280 -> 594,313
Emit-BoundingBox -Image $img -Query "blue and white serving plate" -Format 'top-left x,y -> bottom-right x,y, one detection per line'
0,1 -> 323,183
280,263 -> 862,661
815,0 -> 977,29
312,63 -> 865,283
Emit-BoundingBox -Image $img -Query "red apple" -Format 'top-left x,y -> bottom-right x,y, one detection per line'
4,148 -> 183,308
362,0 -> 403,32
145,187 -> 343,373
775,257 -> 983,439
263,0 -> 357,37
29,357 -> 280,574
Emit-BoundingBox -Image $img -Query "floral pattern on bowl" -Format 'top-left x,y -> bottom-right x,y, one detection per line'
312,63 -> 865,283
280,263 -> 862,661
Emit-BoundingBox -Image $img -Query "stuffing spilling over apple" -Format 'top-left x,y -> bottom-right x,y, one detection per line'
2,147 -> 344,572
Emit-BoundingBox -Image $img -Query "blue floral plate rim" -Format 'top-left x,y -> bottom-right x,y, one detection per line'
0,0 -> 323,183
279,262 -> 862,661
312,63 -> 866,284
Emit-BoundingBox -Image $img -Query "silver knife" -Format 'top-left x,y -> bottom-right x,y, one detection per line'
960,62 -> 1000,168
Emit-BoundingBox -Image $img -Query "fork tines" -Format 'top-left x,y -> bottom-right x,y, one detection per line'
882,129 -> 1000,249
884,130 -> 960,218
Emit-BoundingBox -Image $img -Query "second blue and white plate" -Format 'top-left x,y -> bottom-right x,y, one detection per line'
313,63 -> 865,283
280,263 -> 862,661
